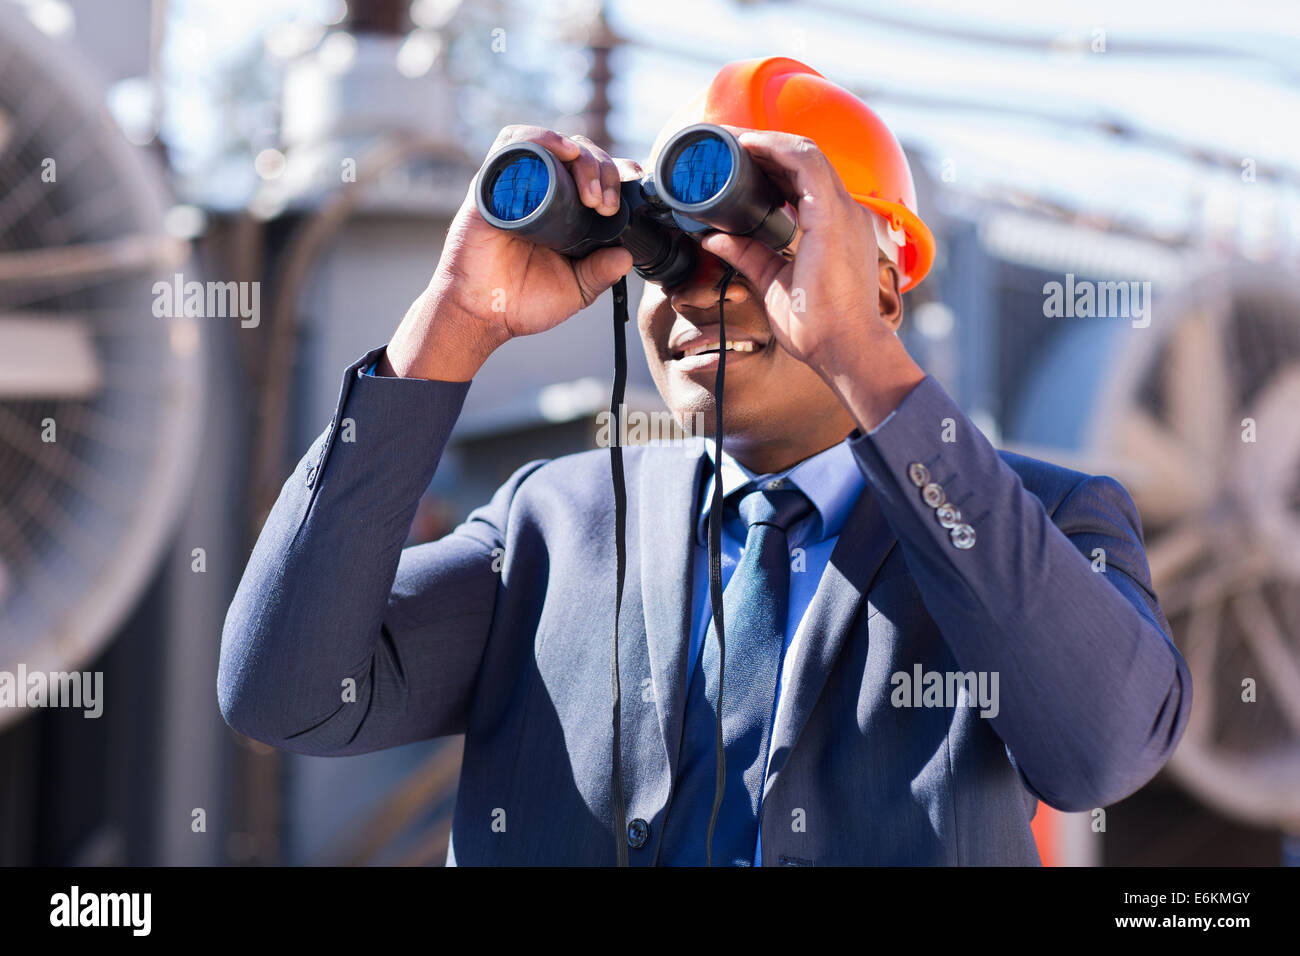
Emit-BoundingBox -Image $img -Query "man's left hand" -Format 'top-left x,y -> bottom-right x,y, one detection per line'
696,126 -> 926,431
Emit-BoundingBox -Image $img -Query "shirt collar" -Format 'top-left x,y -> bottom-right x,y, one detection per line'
695,437 -> 865,547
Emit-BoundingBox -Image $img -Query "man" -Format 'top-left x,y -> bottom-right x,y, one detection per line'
218,57 -> 1191,866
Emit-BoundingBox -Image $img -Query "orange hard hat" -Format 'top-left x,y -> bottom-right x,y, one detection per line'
648,56 -> 935,293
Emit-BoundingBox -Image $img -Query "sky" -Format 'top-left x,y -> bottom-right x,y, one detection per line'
153,0 -> 1300,255
609,0 -> 1300,252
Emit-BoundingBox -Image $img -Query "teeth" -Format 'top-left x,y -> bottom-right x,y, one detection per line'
682,340 -> 758,358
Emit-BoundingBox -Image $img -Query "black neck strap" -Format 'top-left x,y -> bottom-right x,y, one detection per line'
703,265 -> 736,865
609,276 -> 630,868
608,266 -> 736,867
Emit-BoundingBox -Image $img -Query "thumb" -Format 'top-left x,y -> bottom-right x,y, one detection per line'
572,245 -> 634,303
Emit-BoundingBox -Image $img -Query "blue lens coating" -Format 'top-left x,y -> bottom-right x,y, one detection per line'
669,135 -> 732,204
490,154 -> 549,220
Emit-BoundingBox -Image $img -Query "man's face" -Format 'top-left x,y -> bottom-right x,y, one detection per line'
637,244 -> 890,461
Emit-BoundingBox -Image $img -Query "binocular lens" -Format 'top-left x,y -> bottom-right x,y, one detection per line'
667,134 -> 733,205
474,140 -> 697,286
489,154 -> 550,221
655,123 -> 797,251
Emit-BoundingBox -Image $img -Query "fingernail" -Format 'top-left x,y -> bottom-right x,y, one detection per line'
603,187 -> 618,208
589,178 -> 601,202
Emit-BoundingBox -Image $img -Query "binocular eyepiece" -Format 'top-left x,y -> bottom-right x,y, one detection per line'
474,124 -> 798,289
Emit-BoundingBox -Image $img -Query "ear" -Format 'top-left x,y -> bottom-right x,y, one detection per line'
877,257 -> 904,333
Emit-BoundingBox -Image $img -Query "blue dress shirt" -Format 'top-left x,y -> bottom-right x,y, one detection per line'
690,436 -> 866,864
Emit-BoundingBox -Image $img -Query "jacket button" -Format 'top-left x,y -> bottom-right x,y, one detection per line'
936,502 -> 962,529
627,818 -> 650,849
907,462 -> 930,487
950,523 -> 977,549
921,482 -> 947,508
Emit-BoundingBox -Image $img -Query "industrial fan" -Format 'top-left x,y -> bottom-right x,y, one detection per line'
0,3 -> 203,726
1011,258 -> 1300,831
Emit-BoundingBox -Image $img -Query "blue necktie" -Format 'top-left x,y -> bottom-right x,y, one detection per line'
661,481 -> 815,865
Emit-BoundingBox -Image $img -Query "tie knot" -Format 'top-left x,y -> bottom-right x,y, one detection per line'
733,481 -> 815,533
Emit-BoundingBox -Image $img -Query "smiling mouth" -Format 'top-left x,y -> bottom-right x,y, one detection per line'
671,340 -> 762,361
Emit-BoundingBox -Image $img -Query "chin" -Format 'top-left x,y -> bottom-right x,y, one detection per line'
663,387 -> 779,443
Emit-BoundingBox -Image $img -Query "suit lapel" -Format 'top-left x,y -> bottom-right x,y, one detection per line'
762,483 -> 898,799
638,441 -> 708,780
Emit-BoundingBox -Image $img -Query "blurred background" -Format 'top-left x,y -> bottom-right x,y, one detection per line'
0,0 -> 1298,866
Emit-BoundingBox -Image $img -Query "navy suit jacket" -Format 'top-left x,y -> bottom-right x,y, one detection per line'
218,346 -> 1191,865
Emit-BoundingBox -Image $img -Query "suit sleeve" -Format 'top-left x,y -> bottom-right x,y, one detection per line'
848,375 -> 1192,811
218,346 -> 546,756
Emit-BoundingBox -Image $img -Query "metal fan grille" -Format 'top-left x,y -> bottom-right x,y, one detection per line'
1091,266 -> 1300,826
0,7 -> 202,712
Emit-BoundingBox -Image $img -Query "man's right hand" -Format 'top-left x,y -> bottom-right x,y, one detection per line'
381,126 -> 639,382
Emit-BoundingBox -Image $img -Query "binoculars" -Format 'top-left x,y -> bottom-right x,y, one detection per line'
474,124 -> 798,289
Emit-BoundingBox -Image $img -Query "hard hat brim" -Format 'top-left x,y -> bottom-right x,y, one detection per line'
852,194 -> 935,294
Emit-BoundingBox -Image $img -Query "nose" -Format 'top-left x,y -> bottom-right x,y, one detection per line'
667,249 -> 752,312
